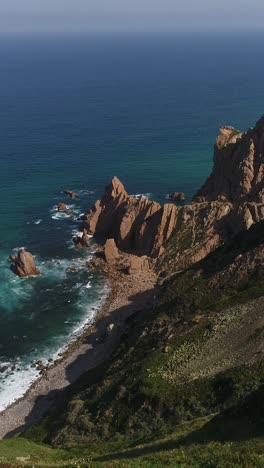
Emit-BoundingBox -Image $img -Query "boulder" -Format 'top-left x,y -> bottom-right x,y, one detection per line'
57,202 -> 67,211
73,228 -> 90,249
104,239 -> 119,263
169,192 -> 185,202
10,249 -> 40,277
63,190 -> 79,198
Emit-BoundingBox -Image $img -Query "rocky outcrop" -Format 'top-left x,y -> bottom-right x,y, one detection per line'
80,116 -> 264,267
169,192 -> 185,202
194,118 -> 264,204
57,203 -> 67,211
9,249 -> 40,277
73,228 -> 90,249
104,239 -> 119,263
63,190 -> 79,199
82,176 -> 178,257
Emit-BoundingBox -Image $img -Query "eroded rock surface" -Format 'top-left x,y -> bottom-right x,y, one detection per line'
10,249 -> 40,277
128,255 -> 151,275
82,176 -> 178,257
80,116 -> 264,269
104,239 -> 120,263
194,118 -> 264,204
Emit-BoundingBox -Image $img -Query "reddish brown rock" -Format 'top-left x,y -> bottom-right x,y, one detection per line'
57,202 -> 67,211
193,121 -> 264,204
9,249 -> 40,277
128,255 -> 151,275
169,192 -> 185,202
104,239 -> 119,263
82,176 -> 178,257
79,116 -> 264,267
73,228 -> 90,249
63,190 -> 79,199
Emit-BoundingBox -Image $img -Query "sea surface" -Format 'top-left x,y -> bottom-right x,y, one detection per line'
0,31 -> 264,410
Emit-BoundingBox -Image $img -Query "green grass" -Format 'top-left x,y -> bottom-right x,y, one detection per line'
1,416 -> 264,467
0,437 -> 73,467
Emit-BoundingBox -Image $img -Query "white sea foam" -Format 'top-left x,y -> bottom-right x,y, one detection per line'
0,281 -> 109,412
34,219 -> 43,225
51,211 -> 71,220
131,193 -> 151,200
0,364 -> 39,412
50,203 -> 81,221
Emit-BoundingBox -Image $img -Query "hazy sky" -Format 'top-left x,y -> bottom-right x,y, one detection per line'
0,0 -> 262,33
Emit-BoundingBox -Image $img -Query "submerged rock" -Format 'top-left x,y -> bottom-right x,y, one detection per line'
63,190 -> 79,199
9,249 -> 40,277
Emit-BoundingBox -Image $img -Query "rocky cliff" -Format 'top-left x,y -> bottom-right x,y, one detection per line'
195,117 -> 264,204
82,176 -> 177,257
18,114 -> 264,464
81,116 -> 264,270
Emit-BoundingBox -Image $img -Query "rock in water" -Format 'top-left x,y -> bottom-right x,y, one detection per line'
73,228 -> 90,249
104,239 -> 120,263
9,249 -> 40,277
63,190 -> 79,199
169,192 -> 185,202
57,202 -> 67,211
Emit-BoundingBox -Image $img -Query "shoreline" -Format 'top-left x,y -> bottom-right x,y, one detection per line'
0,256 -> 156,439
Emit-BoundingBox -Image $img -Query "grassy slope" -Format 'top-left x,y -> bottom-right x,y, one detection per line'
3,223 -> 264,466
1,411 -> 264,466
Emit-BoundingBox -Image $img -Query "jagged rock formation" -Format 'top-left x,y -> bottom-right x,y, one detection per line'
195,118 -> 264,204
104,239 -> 119,263
73,228 -> 90,249
81,116 -> 264,267
82,176 -> 178,257
9,249 -> 40,277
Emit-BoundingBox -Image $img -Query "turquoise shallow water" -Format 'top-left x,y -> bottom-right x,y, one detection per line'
1,31 -> 264,409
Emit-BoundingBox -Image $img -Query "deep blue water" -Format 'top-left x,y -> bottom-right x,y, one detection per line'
0,31 -> 264,408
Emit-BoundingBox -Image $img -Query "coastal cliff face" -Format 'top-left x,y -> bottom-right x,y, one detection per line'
10,120 -> 262,280
195,117 -> 264,204
17,116 -> 264,465
82,176 -> 178,257
80,116 -> 264,272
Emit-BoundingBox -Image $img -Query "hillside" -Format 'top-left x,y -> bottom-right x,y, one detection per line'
2,116 -> 264,466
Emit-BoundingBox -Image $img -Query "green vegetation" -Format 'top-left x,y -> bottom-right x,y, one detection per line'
1,412 -> 264,466
3,223 -> 264,466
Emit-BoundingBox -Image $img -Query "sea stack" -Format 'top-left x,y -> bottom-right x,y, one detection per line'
9,249 -> 40,277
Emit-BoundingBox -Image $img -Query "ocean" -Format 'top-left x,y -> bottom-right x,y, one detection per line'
0,31 -> 264,410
